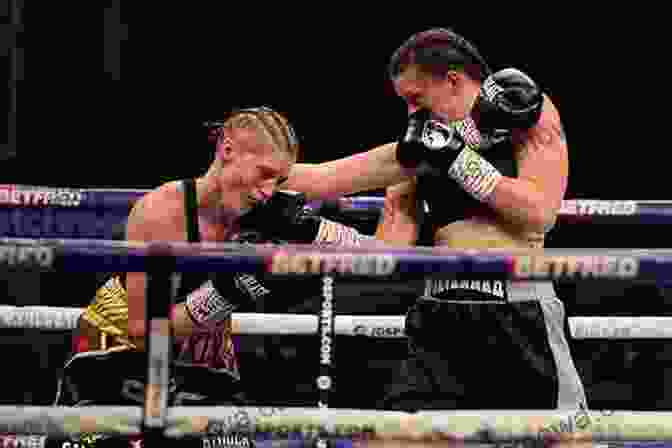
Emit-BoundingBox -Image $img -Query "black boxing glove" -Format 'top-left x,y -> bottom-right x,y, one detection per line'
186,191 -> 325,329
185,224 -> 275,328
184,271 -> 272,329
396,109 -> 503,202
396,109 -> 465,172
185,192 -> 331,328
234,190 -> 322,244
185,199 -> 298,328
473,68 -> 543,132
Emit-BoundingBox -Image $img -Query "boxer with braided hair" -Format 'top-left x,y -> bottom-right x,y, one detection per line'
284,28 -> 586,412
56,106 -> 383,408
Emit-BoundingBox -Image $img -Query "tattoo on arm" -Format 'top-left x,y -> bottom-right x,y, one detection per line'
522,116 -> 567,150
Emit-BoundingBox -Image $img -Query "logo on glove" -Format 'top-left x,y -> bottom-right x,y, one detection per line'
421,119 -> 455,150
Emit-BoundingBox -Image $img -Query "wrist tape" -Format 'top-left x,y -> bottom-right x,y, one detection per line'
448,148 -> 502,202
315,219 -> 375,246
185,275 -> 271,328
185,280 -> 237,328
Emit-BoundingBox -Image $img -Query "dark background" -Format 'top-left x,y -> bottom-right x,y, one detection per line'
1,3 -> 671,410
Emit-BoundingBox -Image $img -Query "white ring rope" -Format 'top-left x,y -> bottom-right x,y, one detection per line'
1,305 -> 670,339
0,406 -> 671,441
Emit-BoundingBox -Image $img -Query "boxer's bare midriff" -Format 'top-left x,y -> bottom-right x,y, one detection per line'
433,215 -> 544,250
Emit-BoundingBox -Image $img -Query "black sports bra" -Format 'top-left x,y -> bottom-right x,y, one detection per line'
176,178 -> 209,297
109,179 -> 208,295
416,137 -> 518,245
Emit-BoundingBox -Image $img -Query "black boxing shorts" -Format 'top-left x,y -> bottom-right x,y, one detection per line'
379,279 -> 587,411
54,350 -> 246,407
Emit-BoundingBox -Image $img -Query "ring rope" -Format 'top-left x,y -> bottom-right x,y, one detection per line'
1,306 -> 670,339
0,183 -> 669,219
1,406 -> 671,441
0,237 -> 666,282
2,185 -> 672,239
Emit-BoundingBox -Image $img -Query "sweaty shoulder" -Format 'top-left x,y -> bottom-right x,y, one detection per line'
126,181 -> 185,240
522,94 -> 565,142
512,94 -> 567,158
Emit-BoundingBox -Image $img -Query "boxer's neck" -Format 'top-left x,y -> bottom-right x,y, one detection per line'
194,173 -> 239,228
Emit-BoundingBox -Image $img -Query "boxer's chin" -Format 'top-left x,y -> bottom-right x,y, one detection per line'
430,104 -> 469,123
433,110 -> 460,124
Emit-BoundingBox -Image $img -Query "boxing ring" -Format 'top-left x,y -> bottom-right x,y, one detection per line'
1,184 -> 672,447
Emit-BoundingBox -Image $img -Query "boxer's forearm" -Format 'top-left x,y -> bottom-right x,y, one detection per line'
172,303 -> 199,338
121,306 -> 194,352
487,176 -> 558,233
127,292 -> 197,345
283,143 -> 408,200
485,98 -> 567,233
125,303 -> 213,352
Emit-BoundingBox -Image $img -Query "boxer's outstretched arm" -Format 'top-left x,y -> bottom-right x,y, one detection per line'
282,143 -> 410,199
485,95 -> 568,233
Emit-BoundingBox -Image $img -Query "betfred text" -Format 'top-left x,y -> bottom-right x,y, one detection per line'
514,255 -> 638,279
270,252 -> 396,276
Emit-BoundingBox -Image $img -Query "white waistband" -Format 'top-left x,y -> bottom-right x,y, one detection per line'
422,279 -> 557,303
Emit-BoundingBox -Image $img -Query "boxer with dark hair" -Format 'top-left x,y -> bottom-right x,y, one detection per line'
284,28 -> 586,411
56,106 -> 380,407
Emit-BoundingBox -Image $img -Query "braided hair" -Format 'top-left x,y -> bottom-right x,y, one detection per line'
205,106 -> 300,162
